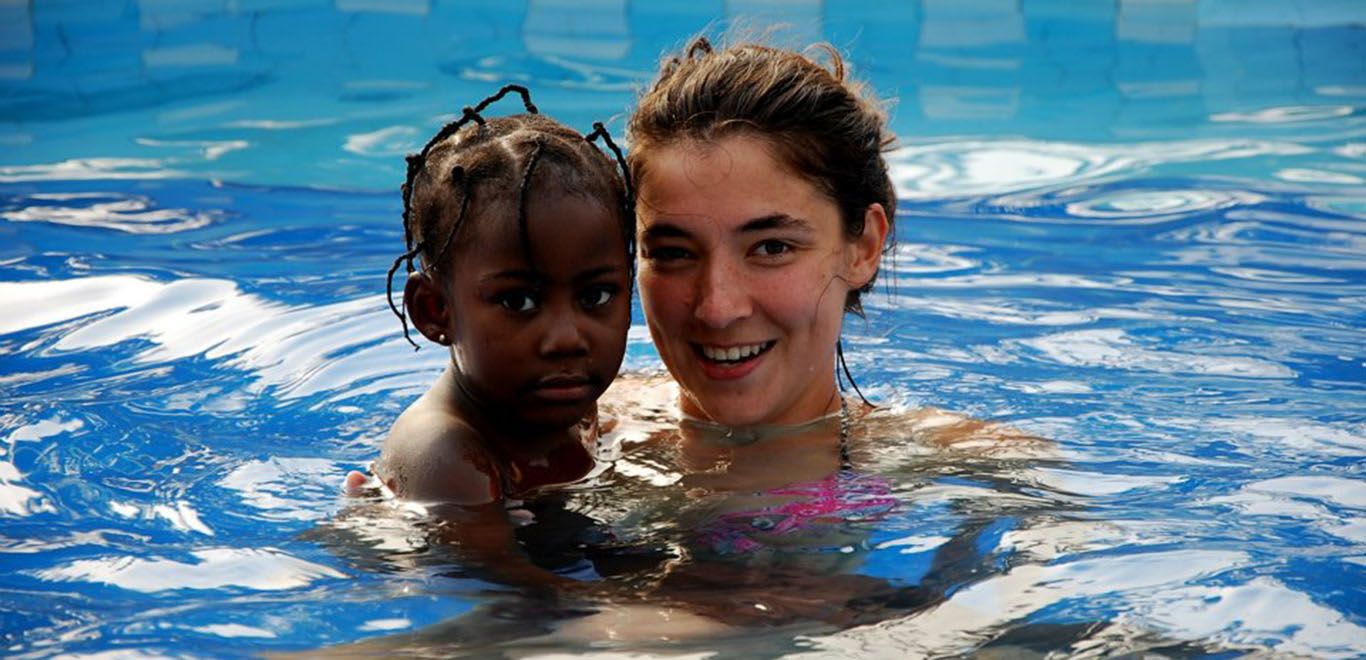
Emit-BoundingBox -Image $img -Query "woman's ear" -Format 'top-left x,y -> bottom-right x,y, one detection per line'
846,202 -> 890,288
405,271 -> 451,345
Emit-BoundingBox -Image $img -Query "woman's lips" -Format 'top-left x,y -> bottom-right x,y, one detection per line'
691,341 -> 775,381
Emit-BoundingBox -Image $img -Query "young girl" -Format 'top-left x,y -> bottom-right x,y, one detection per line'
357,86 -> 634,517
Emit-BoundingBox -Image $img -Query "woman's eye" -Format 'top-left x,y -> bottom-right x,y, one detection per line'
754,240 -> 792,257
579,286 -> 617,309
497,292 -> 538,313
644,245 -> 692,262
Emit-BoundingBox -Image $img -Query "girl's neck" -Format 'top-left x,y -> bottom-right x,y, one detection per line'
438,367 -> 596,487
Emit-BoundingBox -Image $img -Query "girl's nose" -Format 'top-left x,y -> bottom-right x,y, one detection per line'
693,258 -> 751,329
539,309 -> 590,357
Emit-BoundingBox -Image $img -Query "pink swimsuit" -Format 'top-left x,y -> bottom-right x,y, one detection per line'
695,471 -> 898,555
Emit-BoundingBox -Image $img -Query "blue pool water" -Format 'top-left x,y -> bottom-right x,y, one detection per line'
2,1 -> 1364,656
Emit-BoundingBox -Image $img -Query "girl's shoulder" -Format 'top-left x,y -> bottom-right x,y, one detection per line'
374,394 -> 502,505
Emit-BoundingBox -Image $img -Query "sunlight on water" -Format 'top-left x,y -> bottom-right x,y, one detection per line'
1,0 -> 1363,657
887,138 -> 1313,201
36,548 -> 347,592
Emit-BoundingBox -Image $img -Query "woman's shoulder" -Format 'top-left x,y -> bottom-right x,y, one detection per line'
851,402 -> 1051,459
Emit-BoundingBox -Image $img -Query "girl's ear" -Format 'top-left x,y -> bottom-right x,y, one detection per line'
405,271 -> 451,345
846,202 -> 890,289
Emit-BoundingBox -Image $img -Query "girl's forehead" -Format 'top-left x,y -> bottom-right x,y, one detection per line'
456,187 -> 624,251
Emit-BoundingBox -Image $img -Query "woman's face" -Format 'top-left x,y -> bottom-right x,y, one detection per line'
635,134 -> 886,426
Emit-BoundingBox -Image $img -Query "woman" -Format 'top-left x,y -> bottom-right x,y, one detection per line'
593,37 -> 1054,631
597,37 -> 911,507
580,38 -> 1019,633
627,37 -> 893,431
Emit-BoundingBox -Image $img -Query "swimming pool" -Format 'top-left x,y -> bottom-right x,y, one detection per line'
2,0 -> 1363,656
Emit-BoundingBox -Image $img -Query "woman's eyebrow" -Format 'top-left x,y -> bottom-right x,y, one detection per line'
640,222 -> 691,240
740,214 -> 813,233
642,214 -> 813,240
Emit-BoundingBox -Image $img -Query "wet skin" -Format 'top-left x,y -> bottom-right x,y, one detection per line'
378,179 -> 631,506
635,134 -> 888,427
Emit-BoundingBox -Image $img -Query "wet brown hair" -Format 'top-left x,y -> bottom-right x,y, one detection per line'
627,37 -> 897,314
388,85 -> 633,348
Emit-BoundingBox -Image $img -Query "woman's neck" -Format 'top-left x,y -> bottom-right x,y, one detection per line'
674,408 -> 847,492
674,393 -> 852,491
676,384 -> 843,429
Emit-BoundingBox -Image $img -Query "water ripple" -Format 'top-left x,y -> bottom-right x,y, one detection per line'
0,158 -> 186,182
809,550 -> 1254,657
2,192 -> 220,234
442,53 -> 649,92
1014,329 -> 1296,379
888,138 -> 1311,200
886,243 -> 981,275
343,126 -> 419,157
0,275 -> 435,403
33,547 -> 347,593
219,457 -> 346,523
880,294 -> 1167,326
1211,105 -> 1357,124
1062,188 -> 1264,225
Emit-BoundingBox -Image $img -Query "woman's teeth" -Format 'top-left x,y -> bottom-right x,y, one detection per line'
700,342 -> 771,362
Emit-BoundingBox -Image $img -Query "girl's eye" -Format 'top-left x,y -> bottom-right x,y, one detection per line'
579,286 -> 617,309
754,239 -> 792,257
497,292 -> 538,313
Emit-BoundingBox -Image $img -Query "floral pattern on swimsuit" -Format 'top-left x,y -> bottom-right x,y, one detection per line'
694,471 -> 899,555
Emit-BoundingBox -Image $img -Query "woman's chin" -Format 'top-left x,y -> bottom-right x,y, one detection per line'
680,392 -> 773,427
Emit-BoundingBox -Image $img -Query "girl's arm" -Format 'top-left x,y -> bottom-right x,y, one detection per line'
374,403 -> 582,591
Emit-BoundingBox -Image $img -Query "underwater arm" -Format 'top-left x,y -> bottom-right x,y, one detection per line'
374,411 -> 589,591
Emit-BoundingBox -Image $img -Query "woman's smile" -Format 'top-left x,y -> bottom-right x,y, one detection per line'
693,340 -> 777,380
636,134 -> 862,426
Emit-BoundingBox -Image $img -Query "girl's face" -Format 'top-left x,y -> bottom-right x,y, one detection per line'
635,134 -> 886,426
415,182 -> 631,430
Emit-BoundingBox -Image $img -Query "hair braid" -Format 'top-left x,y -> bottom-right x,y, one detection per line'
386,86 -> 634,347
516,138 -> 546,267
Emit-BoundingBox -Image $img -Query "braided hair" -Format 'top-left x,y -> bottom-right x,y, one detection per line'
387,85 -> 633,348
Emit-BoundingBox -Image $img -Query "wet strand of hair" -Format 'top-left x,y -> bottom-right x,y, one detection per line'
516,138 -> 546,268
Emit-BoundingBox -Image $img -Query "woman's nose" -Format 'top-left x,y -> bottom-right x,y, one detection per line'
693,258 -> 750,329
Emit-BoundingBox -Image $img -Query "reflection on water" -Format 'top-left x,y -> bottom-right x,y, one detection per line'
0,173 -> 1360,655
0,0 -> 1364,656
35,547 -> 347,593
2,192 -> 220,234
4,1 -> 1365,190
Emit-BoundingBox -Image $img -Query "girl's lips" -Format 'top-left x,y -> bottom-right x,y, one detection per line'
531,375 -> 595,402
